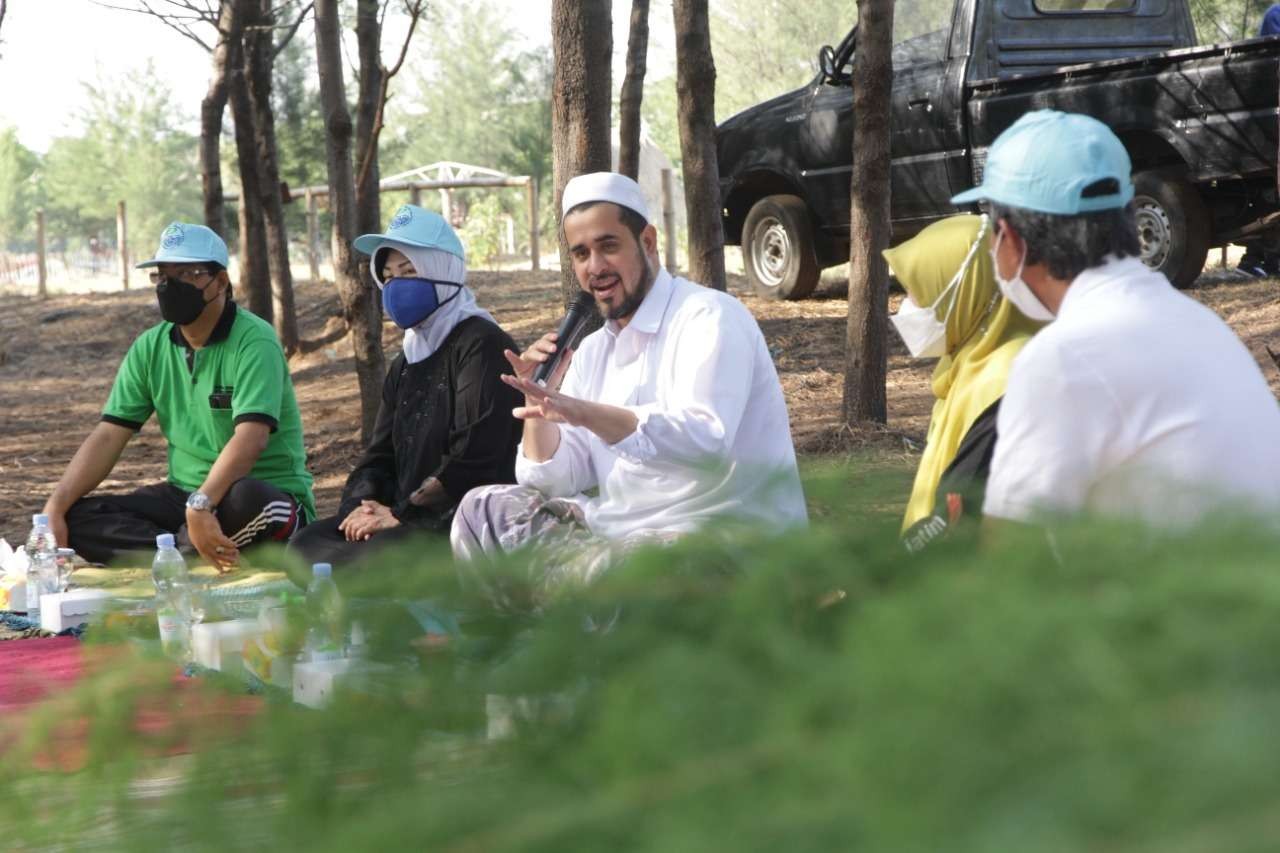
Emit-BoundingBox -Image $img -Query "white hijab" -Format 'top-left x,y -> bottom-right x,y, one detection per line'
371,241 -> 496,364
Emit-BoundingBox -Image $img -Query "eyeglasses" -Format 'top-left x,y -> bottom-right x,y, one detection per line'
149,267 -> 215,286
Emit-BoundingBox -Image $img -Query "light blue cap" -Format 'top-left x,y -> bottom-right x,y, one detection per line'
312,562 -> 332,578
156,533 -> 176,549
136,222 -> 230,269
353,204 -> 466,261
951,110 -> 1134,215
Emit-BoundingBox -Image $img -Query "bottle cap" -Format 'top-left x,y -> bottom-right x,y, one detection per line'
312,563 -> 332,578
32,514 -> 49,526
156,533 -> 176,549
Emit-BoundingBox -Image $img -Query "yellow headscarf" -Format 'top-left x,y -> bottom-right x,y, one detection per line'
884,215 -> 1044,532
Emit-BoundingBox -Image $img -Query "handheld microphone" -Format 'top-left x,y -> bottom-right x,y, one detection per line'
533,290 -> 599,385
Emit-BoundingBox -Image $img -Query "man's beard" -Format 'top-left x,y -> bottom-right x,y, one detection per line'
596,248 -> 656,321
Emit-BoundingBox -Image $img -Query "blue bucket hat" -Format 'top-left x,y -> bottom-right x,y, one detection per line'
951,110 -> 1134,215
136,222 -> 230,269
353,204 -> 466,261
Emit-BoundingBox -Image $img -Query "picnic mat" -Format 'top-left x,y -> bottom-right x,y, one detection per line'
0,637 -> 264,771
0,614 -> 46,641
0,636 -> 85,711
71,565 -> 293,598
0,567 -> 297,640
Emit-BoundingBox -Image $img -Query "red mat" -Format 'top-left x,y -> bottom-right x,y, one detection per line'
0,637 -> 264,771
0,636 -> 86,712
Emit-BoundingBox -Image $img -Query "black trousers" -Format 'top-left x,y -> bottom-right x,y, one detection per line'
65,480 -> 304,565
288,513 -> 428,569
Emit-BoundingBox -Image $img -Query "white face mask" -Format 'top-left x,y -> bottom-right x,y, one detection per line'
990,229 -> 1056,323
890,216 -> 989,359
891,293 -> 953,358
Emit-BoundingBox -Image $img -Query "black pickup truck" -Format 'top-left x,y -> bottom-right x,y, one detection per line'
716,0 -> 1280,297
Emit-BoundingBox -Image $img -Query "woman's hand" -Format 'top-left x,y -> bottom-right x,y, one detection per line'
338,500 -> 401,541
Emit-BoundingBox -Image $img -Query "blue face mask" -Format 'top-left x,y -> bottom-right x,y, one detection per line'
381,278 -> 458,329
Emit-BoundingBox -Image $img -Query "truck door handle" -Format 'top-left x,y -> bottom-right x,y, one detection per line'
907,96 -> 932,109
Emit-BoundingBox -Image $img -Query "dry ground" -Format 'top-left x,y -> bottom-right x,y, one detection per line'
1,267 -> 1277,542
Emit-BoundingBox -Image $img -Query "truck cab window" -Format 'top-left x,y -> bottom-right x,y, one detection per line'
825,0 -> 955,81
893,0 -> 955,67
1035,0 -> 1137,11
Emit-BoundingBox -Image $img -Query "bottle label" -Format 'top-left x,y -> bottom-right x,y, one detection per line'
157,609 -> 189,656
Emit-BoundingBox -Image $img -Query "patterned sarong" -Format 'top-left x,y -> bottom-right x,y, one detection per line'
450,485 -> 679,613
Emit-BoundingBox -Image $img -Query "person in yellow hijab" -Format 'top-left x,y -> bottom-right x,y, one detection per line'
884,214 -> 1044,550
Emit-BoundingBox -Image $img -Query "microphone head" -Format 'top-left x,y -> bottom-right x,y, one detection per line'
569,290 -> 598,316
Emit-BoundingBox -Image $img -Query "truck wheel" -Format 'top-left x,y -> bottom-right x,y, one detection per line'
742,195 -> 821,300
1132,169 -> 1210,289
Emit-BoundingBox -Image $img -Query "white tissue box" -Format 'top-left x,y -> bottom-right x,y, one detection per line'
192,619 -> 264,675
292,657 -> 392,709
39,589 -> 111,632
292,658 -> 352,708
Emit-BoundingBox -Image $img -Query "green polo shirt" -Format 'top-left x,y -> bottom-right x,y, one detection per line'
102,301 -> 316,519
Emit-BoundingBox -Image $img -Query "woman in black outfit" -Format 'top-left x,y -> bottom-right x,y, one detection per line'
290,205 -> 521,569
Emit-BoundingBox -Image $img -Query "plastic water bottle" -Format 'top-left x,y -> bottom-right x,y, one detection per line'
304,563 -> 344,662
25,515 -> 57,623
151,534 -> 193,662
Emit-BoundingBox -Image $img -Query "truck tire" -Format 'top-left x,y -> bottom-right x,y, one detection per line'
1132,169 -> 1210,289
742,195 -> 821,300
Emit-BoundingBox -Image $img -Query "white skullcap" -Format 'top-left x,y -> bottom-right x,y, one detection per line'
561,172 -> 651,223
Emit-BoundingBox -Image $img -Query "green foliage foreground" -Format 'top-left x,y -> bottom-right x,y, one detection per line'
6,459 -> 1280,851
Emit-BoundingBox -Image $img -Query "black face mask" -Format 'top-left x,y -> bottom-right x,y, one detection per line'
156,276 -> 213,325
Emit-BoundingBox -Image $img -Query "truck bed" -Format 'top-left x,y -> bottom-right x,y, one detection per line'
967,35 -> 1280,185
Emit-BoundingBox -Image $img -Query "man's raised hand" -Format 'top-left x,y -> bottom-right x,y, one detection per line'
501,373 -> 584,425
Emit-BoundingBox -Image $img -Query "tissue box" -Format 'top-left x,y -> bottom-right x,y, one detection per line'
192,619 -> 264,675
292,658 -> 352,708
39,589 -> 111,632
292,658 -> 393,709
0,575 -> 26,612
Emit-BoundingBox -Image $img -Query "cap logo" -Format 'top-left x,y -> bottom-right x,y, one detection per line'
161,224 -> 185,249
390,206 -> 413,230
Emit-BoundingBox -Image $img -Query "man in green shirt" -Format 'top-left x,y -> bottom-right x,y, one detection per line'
42,222 -> 315,569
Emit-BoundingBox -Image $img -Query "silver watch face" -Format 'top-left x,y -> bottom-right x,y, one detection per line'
186,492 -> 213,512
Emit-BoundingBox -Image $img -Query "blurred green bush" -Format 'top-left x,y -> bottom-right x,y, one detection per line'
7,454 -> 1280,853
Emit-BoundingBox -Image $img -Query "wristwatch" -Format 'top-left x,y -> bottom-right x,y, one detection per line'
185,491 -> 216,513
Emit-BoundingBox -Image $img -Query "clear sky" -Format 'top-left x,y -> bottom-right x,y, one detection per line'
0,1 -> 658,153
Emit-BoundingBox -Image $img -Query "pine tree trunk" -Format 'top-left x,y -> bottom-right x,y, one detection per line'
245,0 -> 299,353
227,23 -> 273,322
618,0 -> 650,181
200,0 -> 240,238
841,0 -> 894,426
315,0 -> 385,445
354,0 -> 384,240
673,0 -> 726,291
551,0 -> 613,308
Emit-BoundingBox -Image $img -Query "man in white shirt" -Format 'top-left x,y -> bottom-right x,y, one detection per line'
450,172 -> 806,606
950,110 -> 1280,527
